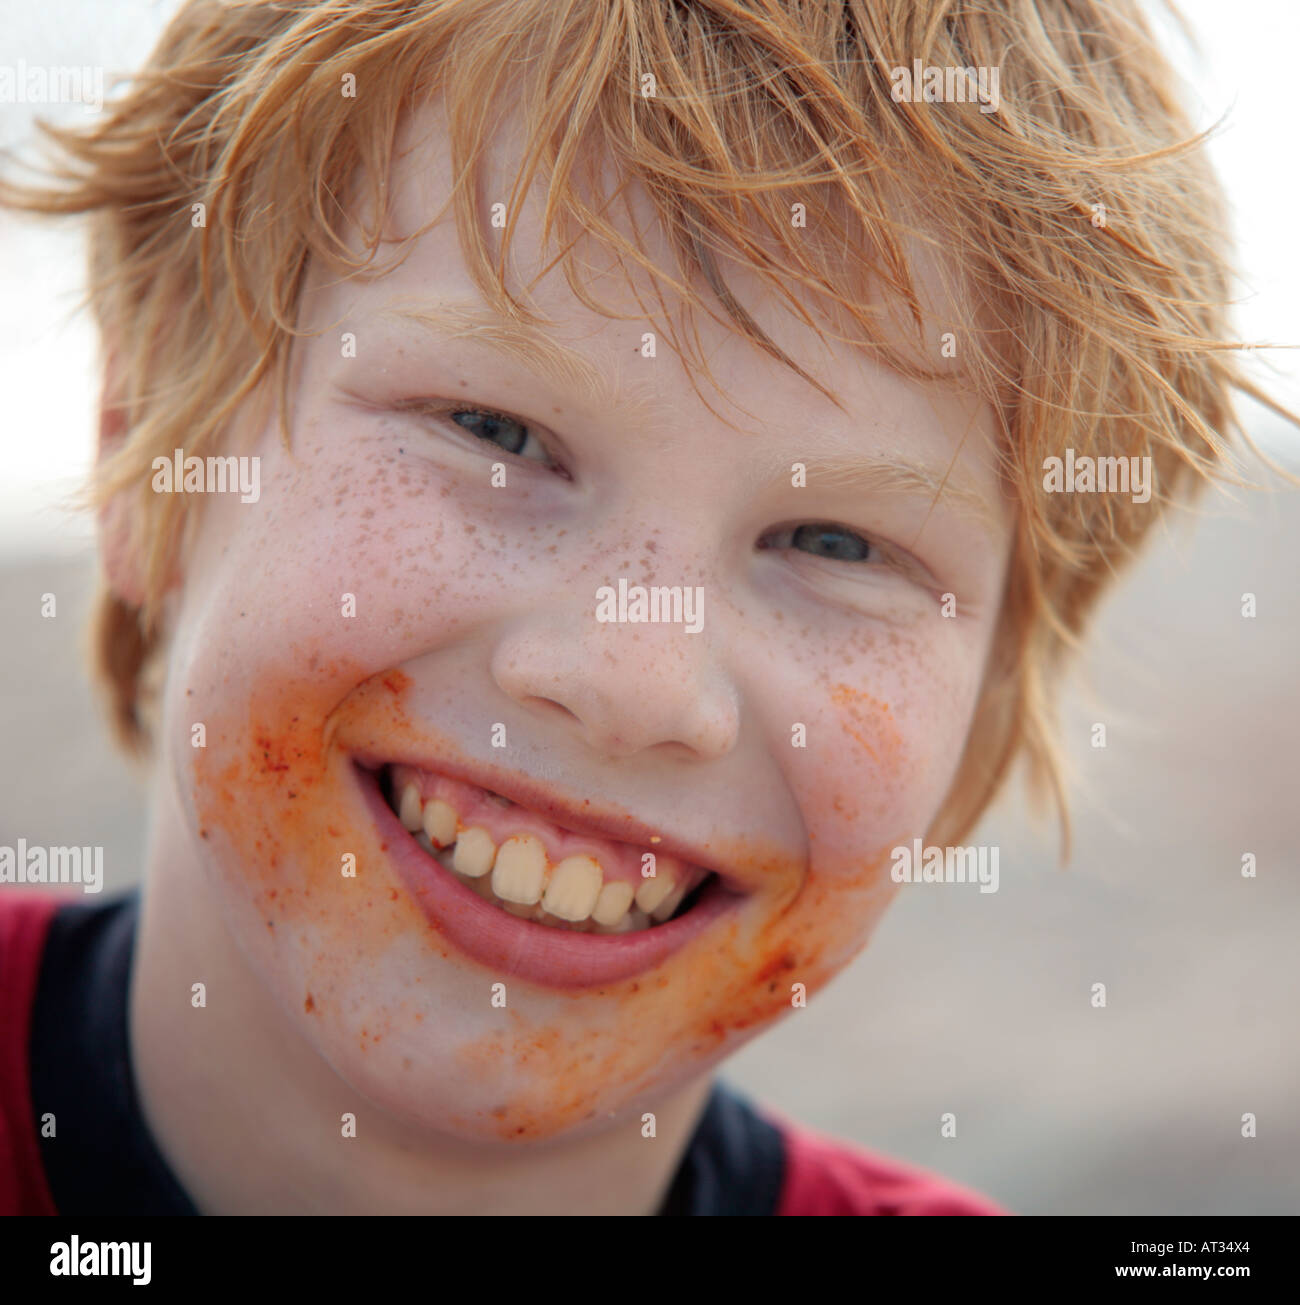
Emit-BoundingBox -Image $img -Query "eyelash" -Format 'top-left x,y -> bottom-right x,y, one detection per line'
411,402 -> 897,569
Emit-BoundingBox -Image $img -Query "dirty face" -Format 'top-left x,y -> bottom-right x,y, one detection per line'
164,103 -> 1014,1145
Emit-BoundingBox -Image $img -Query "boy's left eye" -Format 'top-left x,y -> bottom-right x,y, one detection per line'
760,522 -> 877,563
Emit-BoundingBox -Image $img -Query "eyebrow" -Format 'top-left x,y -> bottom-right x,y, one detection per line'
791,452 -> 1002,535
379,299 -> 662,425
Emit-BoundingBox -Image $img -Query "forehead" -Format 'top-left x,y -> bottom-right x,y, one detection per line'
332,98 -> 1009,518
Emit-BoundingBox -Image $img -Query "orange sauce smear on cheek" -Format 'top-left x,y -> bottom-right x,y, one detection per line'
446,749 -> 899,1142
446,844 -> 893,1140
801,681 -> 921,840
190,666 -> 440,1007
828,683 -> 903,762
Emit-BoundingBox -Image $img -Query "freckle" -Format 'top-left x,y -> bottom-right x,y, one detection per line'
304,993 -> 316,1013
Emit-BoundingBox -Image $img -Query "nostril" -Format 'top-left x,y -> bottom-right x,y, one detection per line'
522,696 -> 581,725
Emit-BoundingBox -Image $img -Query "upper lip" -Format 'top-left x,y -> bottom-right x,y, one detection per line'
352,747 -> 751,894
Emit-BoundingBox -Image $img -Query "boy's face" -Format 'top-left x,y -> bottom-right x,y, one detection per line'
156,104 -> 1012,1142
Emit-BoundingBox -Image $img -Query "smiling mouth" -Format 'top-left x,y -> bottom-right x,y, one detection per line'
378,763 -> 721,934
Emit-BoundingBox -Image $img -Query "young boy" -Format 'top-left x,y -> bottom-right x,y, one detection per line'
0,0 -> 1283,1215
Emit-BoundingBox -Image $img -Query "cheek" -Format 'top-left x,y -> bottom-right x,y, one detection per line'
790,626 -> 986,863
179,665 -> 429,991
180,417 -> 549,681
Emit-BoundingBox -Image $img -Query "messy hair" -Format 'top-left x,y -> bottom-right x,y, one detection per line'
2,0 -> 1291,852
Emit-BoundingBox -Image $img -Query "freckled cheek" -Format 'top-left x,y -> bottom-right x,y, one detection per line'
795,713 -> 918,855
792,658 -> 977,867
186,471 -> 532,686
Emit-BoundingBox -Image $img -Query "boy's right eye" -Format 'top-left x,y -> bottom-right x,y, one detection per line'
447,407 -> 548,462
400,399 -> 568,475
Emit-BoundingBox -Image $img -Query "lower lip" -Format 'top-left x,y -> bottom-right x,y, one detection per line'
355,764 -> 743,990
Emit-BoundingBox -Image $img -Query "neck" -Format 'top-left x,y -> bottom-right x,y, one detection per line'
128,784 -> 711,1215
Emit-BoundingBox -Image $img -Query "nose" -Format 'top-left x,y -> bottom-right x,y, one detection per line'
488,598 -> 740,762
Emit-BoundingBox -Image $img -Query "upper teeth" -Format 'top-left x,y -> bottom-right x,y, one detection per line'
452,827 -> 496,879
543,855 -> 604,921
398,783 -> 424,832
591,879 -> 635,926
395,781 -> 699,932
492,834 -> 547,904
424,799 -> 458,846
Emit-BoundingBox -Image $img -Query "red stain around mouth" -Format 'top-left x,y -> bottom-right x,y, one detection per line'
190,660 -> 893,1142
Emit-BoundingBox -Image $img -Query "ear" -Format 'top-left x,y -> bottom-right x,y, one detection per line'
96,344 -> 148,607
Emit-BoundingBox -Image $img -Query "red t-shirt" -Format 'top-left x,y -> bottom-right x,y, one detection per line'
0,891 -> 1004,1216
0,893 -> 58,1216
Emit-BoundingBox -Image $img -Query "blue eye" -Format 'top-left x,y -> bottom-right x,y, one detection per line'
397,397 -> 571,477
450,407 -> 545,461
786,523 -> 875,562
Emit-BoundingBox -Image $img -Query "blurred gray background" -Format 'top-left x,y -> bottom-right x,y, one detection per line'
2,0 -> 1298,1214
